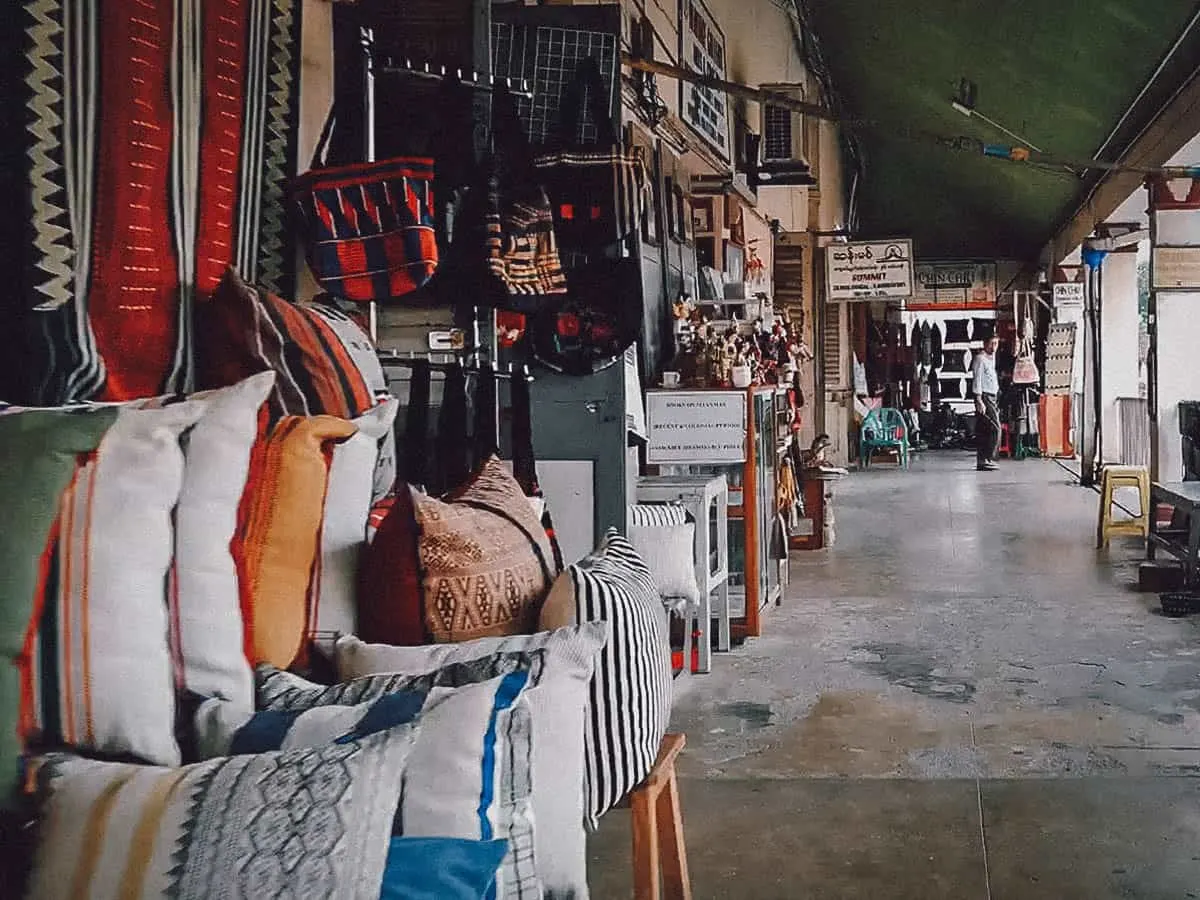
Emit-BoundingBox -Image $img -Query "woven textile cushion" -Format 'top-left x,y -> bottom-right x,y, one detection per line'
335,623 -> 608,900
316,399 -> 400,637
539,529 -> 672,830
0,407 -> 118,810
24,724 -> 420,900
628,522 -> 700,607
171,372 -> 276,716
236,415 -> 357,669
360,456 -> 556,646
251,657 -> 547,900
26,401 -> 216,775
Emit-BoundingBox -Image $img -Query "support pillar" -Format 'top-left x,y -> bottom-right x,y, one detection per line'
1146,176 -> 1200,483
1097,247 -> 1141,464
1079,249 -> 1103,485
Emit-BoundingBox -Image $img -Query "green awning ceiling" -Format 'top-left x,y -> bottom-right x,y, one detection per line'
808,0 -> 1200,260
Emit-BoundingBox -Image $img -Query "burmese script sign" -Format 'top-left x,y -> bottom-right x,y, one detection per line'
646,391 -> 746,464
826,240 -> 914,301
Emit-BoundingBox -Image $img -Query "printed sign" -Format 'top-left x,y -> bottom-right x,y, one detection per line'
1153,247 -> 1200,289
1052,282 -> 1085,306
826,240 -> 914,301
910,261 -> 997,309
646,391 -> 746,464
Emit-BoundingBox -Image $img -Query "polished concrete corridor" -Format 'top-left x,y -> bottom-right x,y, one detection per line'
589,453 -> 1200,898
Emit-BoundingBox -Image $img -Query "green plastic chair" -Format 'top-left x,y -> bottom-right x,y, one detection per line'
860,407 -> 910,469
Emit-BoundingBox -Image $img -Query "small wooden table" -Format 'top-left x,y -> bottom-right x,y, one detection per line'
1147,481 -> 1200,586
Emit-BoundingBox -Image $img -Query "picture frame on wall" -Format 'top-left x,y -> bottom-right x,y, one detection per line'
679,0 -> 730,161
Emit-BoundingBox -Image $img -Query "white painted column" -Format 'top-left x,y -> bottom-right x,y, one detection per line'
1155,291 -> 1200,482
1098,250 -> 1141,464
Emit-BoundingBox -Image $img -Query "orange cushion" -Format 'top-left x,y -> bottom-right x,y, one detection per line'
235,414 -> 357,668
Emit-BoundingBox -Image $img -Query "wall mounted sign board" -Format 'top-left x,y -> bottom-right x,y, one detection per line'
826,239 -> 914,301
646,390 -> 746,464
1052,282 -> 1085,306
1153,247 -> 1200,289
908,260 -> 996,310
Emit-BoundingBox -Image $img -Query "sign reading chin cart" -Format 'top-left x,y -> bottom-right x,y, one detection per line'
646,391 -> 746,464
826,239 -> 914,301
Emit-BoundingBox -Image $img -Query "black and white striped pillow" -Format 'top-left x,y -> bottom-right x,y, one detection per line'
628,503 -> 691,527
558,529 -> 673,830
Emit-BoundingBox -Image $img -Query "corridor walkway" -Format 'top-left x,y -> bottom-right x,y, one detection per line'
590,453 -> 1200,899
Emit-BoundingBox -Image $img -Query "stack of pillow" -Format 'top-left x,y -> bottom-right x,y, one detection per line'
0,268 -> 675,899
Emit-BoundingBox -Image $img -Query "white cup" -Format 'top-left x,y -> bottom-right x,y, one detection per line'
661,371 -> 681,388
731,365 -> 752,388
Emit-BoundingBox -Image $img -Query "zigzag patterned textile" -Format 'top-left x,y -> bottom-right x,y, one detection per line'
14,0 -> 299,403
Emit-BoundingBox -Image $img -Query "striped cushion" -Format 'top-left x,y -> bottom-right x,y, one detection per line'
235,415 -> 357,670
334,624 -> 608,900
170,373 -> 277,717
26,401 -> 212,774
628,503 -> 691,527
0,407 -> 119,810
25,724 -> 419,900
199,267 -> 385,420
251,658 -> 543,900
538,529 -> 673,830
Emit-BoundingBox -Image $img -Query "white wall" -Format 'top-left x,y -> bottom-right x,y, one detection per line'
1156,292 -> 1200,482
1098,251 -> 1141,463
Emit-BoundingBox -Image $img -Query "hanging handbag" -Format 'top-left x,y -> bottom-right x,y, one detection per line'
290,110 -> 438,303
470,84 -> 568,311
1012,294 -> 1041,385
529,257 -> 643,376
534,57 -> 649,252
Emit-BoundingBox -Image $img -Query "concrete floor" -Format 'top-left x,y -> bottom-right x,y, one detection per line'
588,452 -> 1200,898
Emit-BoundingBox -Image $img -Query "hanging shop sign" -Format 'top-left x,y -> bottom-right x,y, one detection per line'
825,239 -> 914,302
1152,247 -> 1200,289
908,261 -> 996,310
679,0 -> 730,161
646,390 -> 746,464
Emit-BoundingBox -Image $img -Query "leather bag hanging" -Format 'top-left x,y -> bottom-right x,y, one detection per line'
534,57 -> 648,252
1012,294 -> 1041,385
529,257 -> 644,376
290,110 -> 438,303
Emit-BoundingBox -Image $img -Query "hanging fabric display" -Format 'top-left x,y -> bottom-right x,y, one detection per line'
401,360 -> 432,490
944,319 -> 971,344
534,58 -> 649,252
290,109 -> 438,304
1012,294 -> 1041,385
435,365 -> 471,494
929,322 -> 943,369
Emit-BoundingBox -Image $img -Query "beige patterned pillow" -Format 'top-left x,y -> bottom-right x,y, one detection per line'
413,456 -> 557,643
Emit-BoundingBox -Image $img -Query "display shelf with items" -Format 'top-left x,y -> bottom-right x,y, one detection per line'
644,387 -> 788,640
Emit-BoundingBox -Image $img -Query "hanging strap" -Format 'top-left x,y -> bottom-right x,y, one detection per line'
437,365 -> 471,492
401,360 -> 431,489
554,57 -> 619,149
510,372 -> 537,495
472,365 -> 499,466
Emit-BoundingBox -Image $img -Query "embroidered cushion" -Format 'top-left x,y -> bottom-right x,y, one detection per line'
171,372 -> 276,717
316,399 -> 400,637
250,658 -> 544,900
359,456 -> 556,646
335,623 -> 609,899
539,529 -> 673,829
235,415 -> 357,669
24,724 -> 420,900
0,407 -> 118,809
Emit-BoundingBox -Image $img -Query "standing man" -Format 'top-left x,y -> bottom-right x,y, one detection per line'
972,335 -> 1001,471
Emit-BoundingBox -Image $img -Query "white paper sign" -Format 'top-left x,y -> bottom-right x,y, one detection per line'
826,239 -> 914,301
1053,282 -> 1085,305
646,391 -> 746,464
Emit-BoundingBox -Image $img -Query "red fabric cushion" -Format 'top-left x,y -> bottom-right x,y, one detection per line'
356,484 -> 428,645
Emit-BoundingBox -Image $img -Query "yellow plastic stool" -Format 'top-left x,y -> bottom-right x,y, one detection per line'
1097,465 -> 1151,548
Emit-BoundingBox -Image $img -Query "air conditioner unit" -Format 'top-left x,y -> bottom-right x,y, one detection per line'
759,84 -> 810,165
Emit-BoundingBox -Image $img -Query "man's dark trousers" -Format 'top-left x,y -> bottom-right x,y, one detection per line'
977,393 -> 1001,466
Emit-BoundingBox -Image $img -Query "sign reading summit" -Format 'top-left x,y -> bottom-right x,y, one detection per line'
826,239 -> 914,301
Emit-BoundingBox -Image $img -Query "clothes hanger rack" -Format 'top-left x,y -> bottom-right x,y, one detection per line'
359,28 -> 532,97
377,350 -> 534,383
